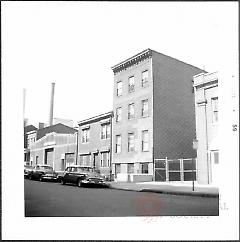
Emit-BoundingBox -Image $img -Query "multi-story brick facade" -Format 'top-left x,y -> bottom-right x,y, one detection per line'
193,72 -> 218,184
111,48 -> 205,182
77,111 -> 113,180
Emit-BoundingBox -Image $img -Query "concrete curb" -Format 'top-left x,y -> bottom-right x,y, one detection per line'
109,186 -> 219,198
140,189 -> 219,198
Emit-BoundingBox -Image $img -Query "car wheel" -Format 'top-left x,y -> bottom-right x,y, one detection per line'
61,179 -> 65,185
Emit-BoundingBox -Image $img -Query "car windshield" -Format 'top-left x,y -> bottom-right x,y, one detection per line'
76,167 -> 93,173
40,166 -> 53,171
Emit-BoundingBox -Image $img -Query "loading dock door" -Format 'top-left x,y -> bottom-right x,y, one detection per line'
44,148 -> 54,166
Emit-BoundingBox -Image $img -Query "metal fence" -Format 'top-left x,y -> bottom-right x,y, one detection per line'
154,158 -> 197,182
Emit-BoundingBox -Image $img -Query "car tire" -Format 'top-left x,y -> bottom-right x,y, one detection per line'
61,179 -> 65,185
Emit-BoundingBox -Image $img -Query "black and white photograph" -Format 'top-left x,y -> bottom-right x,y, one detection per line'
1,1 -> 239,240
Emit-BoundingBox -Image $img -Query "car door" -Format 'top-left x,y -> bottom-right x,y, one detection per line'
63,167 -> 71,183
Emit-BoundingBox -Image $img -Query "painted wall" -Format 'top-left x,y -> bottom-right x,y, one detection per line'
194,72 -> 218,184
29,132 -> 76,171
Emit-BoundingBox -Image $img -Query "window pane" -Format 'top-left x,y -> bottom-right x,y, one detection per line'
128,76 -> 135,92
142,99 -> 149,117
117,81 -> 122,96
141,163 -> 148,174
128,133 -> 134,152
142,70 -> 149,87
127,163 -> 134,173
106,124 -> 110,139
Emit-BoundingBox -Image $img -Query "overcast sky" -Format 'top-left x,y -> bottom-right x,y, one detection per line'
3,2 -> 238,127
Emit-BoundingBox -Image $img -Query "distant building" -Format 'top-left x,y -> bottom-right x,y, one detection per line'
24,124 -> 37,164
111,48 -> 205,182
29,123 -> 77,170
193,72 -> 218,184
77,111 -> 113,179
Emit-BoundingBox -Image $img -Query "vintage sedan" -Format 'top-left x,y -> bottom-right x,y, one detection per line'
24,165 -> 34,178
29,164 -> 58,182
61,165 -> 109,188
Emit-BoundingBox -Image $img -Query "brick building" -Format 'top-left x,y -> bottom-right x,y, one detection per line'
111,48 -> 205,182
193,72 -> 218,184
77,111 -> 113,179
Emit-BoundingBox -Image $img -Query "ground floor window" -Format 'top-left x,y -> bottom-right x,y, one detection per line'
115,164 -> 121,174
80,154 -> 91,166
127,163 -> 134,174
211,150 -> 219,164
101,152 -> 110,167
141,163 -> 148,174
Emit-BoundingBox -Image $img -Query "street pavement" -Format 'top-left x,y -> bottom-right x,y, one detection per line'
24,179 -> 219,217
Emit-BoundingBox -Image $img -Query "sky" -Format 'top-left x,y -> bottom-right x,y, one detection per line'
2,2 -> 239,240
2,1 -> 238,127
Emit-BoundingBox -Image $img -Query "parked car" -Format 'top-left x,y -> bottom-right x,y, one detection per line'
61,165 -> 109,188
29,164 -> 58,182
24,165 -> 34,178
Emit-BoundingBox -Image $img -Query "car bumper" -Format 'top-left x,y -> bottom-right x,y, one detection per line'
41,175 -> 58,180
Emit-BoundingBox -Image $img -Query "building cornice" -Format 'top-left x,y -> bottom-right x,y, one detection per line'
78,111 -> 113,126
111,48 -> 152,74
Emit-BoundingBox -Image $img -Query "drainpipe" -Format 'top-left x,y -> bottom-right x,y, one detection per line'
75,130 -> 79,165
203,89 -> 210,184
109,113 -> 113,181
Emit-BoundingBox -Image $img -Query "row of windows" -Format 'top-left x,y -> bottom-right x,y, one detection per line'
79,152 -> 110,167
116,99 -> 149,122
115,130 -> 149,154
81,123 -> 110,143
115,163 -> 149,174
116,70 -> 149,96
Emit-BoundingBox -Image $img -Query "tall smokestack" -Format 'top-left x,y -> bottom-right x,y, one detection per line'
49,82 -> 55,126
23,88 -> 26,119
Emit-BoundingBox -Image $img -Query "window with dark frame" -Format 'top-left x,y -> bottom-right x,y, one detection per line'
142,70 -> 149,87
115,135 -> 121,153
117,81 -> 122,96
141,99 -> 149,117
128,76 -> 135,93
101,123 -> 110,139
116,107 -> 122,122
82,128 -> 90,143
128,132 -> 134,152
128,103 -> 135,119
142,130 -> 149,151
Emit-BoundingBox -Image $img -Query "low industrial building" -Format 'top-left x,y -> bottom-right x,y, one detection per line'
28,123 -> 77,171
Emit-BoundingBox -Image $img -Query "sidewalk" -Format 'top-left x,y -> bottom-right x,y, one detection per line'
109,181 -> 219,198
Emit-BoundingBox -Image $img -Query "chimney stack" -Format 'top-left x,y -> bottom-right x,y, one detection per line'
49,82 -> 55,126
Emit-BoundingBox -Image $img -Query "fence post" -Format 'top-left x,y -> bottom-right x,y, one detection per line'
192,158 -> 195,191
180,158 -> 184,182
165,157 -> 169,182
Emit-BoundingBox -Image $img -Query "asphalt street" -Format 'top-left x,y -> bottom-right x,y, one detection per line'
24,179 -> 219,217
